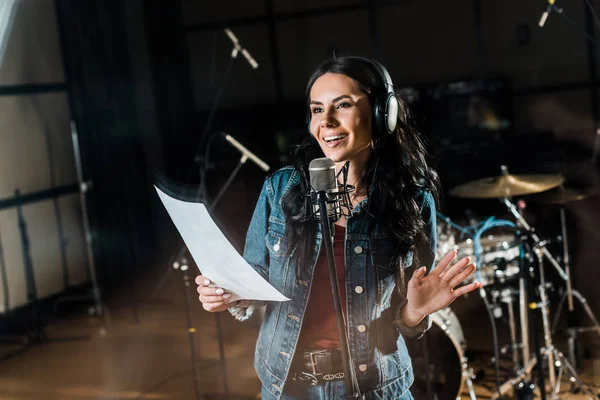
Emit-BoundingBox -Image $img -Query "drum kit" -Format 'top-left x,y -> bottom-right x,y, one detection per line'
409,165 -> 600,400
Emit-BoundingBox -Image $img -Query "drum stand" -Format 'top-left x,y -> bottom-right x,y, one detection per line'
550,205 -> 600,368
491,198 -> 598,400
461,356 -> 478,400
498,287 -> 522,373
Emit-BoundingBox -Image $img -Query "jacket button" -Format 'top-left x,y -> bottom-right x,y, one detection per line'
357,325 -> 366,333
354,286 -> 364,294
359,364 -> 368,372
354,246 -> 363,254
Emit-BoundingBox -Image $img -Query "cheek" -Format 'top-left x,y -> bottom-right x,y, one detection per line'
309,118 -> 320,138
354,115 -> 372,142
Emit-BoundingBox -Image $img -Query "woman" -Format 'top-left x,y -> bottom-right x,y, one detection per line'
196,55 -> 480,399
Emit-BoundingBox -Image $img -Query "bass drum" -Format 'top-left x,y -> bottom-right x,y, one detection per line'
405,308 -> 466,400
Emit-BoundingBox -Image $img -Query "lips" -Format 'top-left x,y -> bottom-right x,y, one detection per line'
323,135 -> 347,148
322,133 -> 348,148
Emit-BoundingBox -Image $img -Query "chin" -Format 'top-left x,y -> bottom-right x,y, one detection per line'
321,152 -> 346,163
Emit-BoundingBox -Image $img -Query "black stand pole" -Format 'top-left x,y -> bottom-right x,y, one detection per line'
520,235 -> 546,400
179,257 -> 203,400
316,191 -> 355,397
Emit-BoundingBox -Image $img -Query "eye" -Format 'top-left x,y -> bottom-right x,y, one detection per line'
311,107 -> 323,114
336,102 -> 351,109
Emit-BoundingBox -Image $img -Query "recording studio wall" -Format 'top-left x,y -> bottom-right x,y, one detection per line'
0,0 -> 87,313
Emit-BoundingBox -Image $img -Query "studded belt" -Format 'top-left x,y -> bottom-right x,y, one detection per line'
290,348 -> 345,385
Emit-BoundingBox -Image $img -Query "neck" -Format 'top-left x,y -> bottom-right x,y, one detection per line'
336,150 -> 372,197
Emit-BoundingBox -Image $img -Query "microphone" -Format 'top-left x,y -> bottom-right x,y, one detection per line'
309,157 -> 338,220
538,0 -> 555,27
221,133 -> 270,172
224,28 -> 259,69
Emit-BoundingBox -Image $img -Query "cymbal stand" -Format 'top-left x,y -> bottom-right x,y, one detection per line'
534,247 -> 597,399
551,205 -> 600,368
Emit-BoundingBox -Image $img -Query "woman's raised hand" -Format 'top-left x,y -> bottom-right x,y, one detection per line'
403,250 -> 479,323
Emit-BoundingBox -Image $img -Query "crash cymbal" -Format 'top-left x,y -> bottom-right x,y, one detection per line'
529,187 -> 597,205
450,173 -> 565,199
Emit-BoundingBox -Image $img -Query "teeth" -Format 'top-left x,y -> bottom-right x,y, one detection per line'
324,134 -> 347,142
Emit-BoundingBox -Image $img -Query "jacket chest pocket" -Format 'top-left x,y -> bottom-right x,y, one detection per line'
265,229 -> 287,258
370,240 -> 397,305
265,227 -> 295,294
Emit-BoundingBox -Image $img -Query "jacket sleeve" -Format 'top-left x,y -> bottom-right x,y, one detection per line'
228,177 -> 271,321
393,190 -> 437,338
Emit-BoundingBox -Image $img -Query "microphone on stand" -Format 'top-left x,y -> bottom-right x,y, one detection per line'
306,156 -> 357,395
224,28 -> 259,69
308,157 -> 339,221
220,132 -> 270,172
538,0 -> 556,27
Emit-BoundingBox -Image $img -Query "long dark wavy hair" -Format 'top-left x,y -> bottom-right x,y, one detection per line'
282,55 -> 441,276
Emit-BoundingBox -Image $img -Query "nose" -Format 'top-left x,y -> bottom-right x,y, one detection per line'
320,110 -> 338,128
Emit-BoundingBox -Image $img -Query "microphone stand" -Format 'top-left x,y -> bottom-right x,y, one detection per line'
315,190 -> 356,398
150,28 -> 258,400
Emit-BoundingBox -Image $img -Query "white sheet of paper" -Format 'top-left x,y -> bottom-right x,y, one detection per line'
155,186 -> 289,303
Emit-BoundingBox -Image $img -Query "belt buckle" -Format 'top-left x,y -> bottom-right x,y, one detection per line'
308,351 -> 319,375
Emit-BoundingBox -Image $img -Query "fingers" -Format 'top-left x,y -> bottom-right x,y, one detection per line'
448,263 -> 476,288
414,266 -> 427,280
195,275 -> 210,286
452,281 -> 480,298
195,275 -> 231,310
430,249 -> 457,276
440,257 -> 472,283
409,266 -> 427,289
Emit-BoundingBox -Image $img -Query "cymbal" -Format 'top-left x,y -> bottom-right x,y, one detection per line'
529,187 -> 597,205
450,174 -> 565,199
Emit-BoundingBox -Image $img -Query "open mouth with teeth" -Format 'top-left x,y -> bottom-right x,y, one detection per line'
323,134 -> 348,143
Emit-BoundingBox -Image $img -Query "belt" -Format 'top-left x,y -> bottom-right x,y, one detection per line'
290,348 -> 345,385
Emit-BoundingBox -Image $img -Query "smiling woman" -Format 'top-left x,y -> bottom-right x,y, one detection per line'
196,54 -> 480,400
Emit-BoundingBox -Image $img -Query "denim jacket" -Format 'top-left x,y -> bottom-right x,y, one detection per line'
229,166 -> 436,399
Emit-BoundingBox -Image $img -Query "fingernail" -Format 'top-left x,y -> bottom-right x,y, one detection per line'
204,279 -> 210,285
223,293 -> 231,299
215,288 -> 224,295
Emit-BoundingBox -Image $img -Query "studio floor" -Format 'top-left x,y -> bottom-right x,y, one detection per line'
0,266 -> 599,400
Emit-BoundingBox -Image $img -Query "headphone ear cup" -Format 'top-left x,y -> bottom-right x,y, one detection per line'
385,93 -> 399,133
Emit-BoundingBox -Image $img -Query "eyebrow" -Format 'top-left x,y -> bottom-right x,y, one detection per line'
309,95 -> 352,106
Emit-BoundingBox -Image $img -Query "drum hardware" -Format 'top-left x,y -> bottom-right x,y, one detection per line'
547,192 -> 600,372
497,287 -> 522,372
461,356 -> 478,400
448,166 -> 600,399
493,216 -> 597,399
